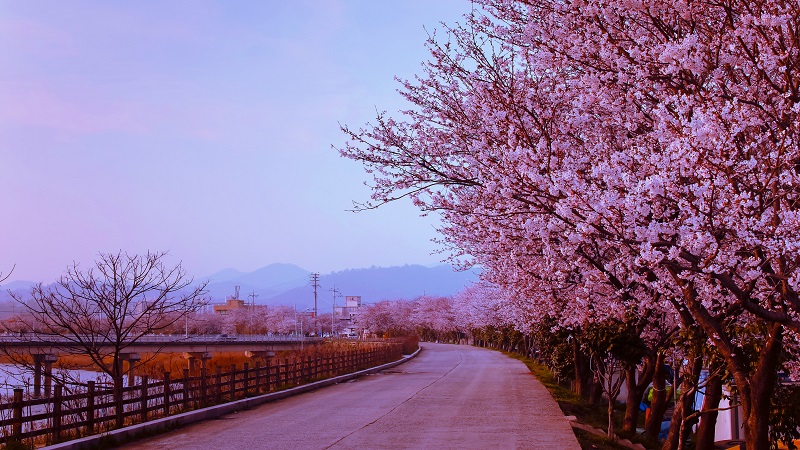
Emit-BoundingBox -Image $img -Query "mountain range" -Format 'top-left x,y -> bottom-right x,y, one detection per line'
202,263 -> 479,309
0,263 -> 480,312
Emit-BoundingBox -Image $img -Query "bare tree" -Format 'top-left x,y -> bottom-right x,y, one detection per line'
0,265 -> 13,284
5,251 -> 207,428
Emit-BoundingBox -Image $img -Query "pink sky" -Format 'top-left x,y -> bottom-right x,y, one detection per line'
0,0 -> 470,282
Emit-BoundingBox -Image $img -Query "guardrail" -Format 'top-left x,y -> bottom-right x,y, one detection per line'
0,342 -> 404,448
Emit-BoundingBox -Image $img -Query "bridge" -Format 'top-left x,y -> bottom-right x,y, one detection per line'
0,334 -> 321,397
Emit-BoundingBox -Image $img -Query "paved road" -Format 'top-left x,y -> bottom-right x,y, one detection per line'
119,343 -> 580,450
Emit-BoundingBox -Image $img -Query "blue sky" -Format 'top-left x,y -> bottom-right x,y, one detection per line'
0,0 -> 471,283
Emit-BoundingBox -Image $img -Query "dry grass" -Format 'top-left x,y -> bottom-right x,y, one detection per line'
40,340 -> 395,379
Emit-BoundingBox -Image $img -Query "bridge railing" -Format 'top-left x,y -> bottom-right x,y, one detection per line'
0,342 -> 404,447
0,333 -> 320,346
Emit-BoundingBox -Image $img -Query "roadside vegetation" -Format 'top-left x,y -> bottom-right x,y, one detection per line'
511,351 -> 655,450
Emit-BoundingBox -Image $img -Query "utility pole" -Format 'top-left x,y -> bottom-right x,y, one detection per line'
309,273 -> 320,336
248,291 -> 258,334
329,286 -> 341,337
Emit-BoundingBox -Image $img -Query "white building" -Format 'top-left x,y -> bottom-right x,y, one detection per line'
334,295 -> 363,337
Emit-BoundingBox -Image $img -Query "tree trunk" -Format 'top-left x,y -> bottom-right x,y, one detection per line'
645,352 -> 669,440
739,323 -> 782,450
623,353 -> 655,435
662,355 -> 702,450
742,385 -> 773,450
623,366 -> 642,435
608,395 -> 616,439
573,339 -> 591,399
589,378 -> 603,406
114,375 -> 124,428
694,371 -> 723,450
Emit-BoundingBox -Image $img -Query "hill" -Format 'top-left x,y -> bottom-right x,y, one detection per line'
1,264 -> 479,312
203,263 -> 311,302
265,264 -> 479,308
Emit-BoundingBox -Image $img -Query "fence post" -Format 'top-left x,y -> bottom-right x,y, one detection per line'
254,362 -> 262,394
312,356 -> 317,380
12,388 -> 23,442
215,366 -> 222,403
299,358 -> 305,383
52,384 -> 63,443
229,364 -> 236,400
200,368 -> 208,407
182,368 -> 190,411
334,352 -> 339,376
140,375 -> 149,423
86,381 -> 95,436
243,363 -> 250,396
266,359 -> 273,391
163,372 -> 171,417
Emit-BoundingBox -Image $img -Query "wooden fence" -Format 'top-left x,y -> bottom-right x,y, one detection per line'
0,343 -> 403,447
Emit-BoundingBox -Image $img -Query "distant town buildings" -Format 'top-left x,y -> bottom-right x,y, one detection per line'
334,295 -> 363,337
213,298 -> 247,315
212,286 -> 249,315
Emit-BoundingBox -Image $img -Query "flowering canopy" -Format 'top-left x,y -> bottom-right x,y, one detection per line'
341,1 -> 800,447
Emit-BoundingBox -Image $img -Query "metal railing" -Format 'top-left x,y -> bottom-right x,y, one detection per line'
0,333 -> 320,346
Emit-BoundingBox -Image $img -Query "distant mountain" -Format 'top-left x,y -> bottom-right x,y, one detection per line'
0,280 -> 38,291
266,264 -> 479,309
0,280 -> 38,304
0,280 -> 38,317
205,268 -> 245,283
203,263 -> 311,303
0,264 -> 479,311
232,263 -> 310,289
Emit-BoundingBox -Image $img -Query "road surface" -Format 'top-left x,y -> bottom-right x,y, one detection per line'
119,342 -> 580,450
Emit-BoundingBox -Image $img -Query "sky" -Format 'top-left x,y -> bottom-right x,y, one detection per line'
0,0 -> 472,283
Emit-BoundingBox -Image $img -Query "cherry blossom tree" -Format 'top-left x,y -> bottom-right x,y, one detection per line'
359,300 -> 415,337
412,295 -> 462,342
340,1 -> 800,448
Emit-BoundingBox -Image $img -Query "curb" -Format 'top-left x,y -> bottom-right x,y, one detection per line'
565,417 -> 646,450
43,348 -> 422,450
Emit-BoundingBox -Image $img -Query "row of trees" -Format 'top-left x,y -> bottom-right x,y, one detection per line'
168,305 -> 309,336
340,1 -> 800,449
358,287 -> 800,449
